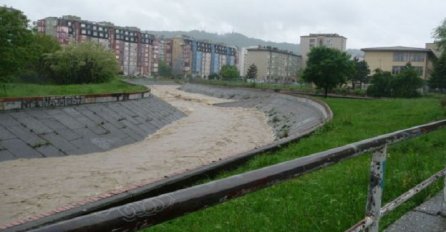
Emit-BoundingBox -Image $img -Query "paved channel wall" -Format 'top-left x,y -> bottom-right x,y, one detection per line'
0,95 -> 185,161
180,84 -> 330,139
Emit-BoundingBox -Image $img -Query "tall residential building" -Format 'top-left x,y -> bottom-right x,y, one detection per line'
170,36 -> 237,78
300,33 -> 347,68
244,46 -> 301,83
361,46 -> 436,80
37,16 -> 155,77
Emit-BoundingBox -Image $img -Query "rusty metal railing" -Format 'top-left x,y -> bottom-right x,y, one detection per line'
26,119 -> 446,232
347,146 -> 446,232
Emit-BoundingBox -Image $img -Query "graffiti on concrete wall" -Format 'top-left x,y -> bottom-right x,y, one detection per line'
21,96 -> 83,109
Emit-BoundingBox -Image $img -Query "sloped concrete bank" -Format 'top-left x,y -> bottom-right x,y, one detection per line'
2,84 -> 332,232
0,95 -> 185,161
180,83 -> 331,139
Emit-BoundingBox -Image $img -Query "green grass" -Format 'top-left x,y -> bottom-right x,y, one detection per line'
147,96 -> 446,232
0,78 -> 148,98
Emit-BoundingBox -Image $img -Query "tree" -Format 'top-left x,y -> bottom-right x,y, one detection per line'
43,42 -> 119,84
0,6 -> 32,80
392,63 -> 423,98
434,18 -> 446,53
246,64 -> 257,80
22,34 -> 61,82
367,69 -> 394,97
429,52 -> 446,91
158,61 -> 172,78
219,65 -> 240,80
367,64 -> 423,98
350,58 -> 370,89
302,46 -> 354,97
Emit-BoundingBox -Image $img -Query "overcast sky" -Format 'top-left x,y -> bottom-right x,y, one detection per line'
2,0 -> 446,49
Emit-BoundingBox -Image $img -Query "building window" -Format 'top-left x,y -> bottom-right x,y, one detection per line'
393,52 -> 425,62
392,66 -> 402,74
393,52 -> 405,62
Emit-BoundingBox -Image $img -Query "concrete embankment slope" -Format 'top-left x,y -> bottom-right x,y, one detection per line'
181,84 -> 331,139
0,95 -> 185,161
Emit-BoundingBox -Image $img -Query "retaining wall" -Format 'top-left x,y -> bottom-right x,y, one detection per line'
0,94 -> 185,161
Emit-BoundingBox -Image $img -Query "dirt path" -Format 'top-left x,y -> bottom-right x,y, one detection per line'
0,85 -> 275,225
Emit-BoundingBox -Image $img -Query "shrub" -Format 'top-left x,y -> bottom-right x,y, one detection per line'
367,64 -> 423,98
43,42 -> 119,84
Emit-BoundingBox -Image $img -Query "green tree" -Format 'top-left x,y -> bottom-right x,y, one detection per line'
429,52 -> 446,91
392,63 -> 423,98
434,18 -> 446,53
246,64 -> 257,80
367,69 -> 394,97
350,58 -> 370,89
302,46 -> 354,97
43,42 -> 119,84
21,34 -> 61,82
367,64 -> 423,98
219,65 -> 240,80
0,6 -> 32,80
158,61 -> 172,78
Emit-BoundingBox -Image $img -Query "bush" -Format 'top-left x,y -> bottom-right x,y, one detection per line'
43,42 -> 119,84
367,64 -> 423,98
367,70 -> 393,97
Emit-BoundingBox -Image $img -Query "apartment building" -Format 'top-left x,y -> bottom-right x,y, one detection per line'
37,16 -> 156,76
157,38 -> 173,67
244,46 -> 301,83
171,36 -> 237,78
361,46 -> 436,79
300,33 -> 347,68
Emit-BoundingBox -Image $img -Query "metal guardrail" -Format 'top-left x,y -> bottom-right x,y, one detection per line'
28,119 -> 446,232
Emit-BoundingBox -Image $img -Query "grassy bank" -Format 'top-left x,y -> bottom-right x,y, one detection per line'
148,96 -> 446,231
0,78 -> 147,98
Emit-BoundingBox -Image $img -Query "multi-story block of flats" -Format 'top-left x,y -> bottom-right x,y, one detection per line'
170,36 -> 237,78
243,46 -> 301,83
300,33 -> 347,69
36,16 -> 155,77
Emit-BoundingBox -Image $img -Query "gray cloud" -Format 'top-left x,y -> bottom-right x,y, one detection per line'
2,0 -> 446,48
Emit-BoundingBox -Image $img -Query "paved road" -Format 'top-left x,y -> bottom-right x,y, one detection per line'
0,95 -> 185,161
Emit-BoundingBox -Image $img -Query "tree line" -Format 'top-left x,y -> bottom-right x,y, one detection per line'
0,6 -> 119,85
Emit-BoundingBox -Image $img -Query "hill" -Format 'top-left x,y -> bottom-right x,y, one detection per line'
147,30 -> 300,54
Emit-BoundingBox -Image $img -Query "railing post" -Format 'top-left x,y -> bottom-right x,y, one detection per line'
443,175 -> 446,216
365,145 -> 387,232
